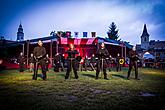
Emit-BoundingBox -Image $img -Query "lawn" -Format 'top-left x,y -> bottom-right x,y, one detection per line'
0,67 -> 165,110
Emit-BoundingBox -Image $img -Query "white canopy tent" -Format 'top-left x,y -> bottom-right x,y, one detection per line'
143,52 -> 155,59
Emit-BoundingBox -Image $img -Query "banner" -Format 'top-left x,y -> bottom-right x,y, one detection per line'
66,31 -> 71,38
83,32 -> 88,37
91,32 -> 96,37
74,32 -> 79,38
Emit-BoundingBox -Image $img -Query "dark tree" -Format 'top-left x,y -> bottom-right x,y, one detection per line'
107,22 -> 119,40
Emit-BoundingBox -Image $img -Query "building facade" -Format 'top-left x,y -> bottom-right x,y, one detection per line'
136,24 -> 165,68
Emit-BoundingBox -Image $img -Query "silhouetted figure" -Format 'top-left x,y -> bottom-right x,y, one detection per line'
65,44 -> 79,79
96,42 -> 109,80
33,40 -> 47,80
107,55 -> 112,72
54,53 -> 61,72
84,56 -> 89,71
45,54 -> 50,71
18,52 -> 25,73
127,46 -> 140,80
116,53 -> 121,72
90,54 -> 96,71
29,53 -> 34,72
60,54 -> 65,71
76,53 -> 82,71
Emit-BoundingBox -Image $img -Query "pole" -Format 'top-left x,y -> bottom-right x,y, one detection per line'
121,43 -> 123,57
22,44 -> 24,55
56,41 -> 58,54
50,39 -> 53,66
27,40 -> 29,67
124,46 -> 126,65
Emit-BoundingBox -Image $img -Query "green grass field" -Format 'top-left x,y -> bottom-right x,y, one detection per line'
0,68 -> 165,110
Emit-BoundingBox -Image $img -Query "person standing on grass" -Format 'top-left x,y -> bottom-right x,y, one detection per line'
84,56 -> 89,71
18,52 -> 25,73
32,40 -> 47,80
90,54 -> 96,71
60,54 -> 65,72
127,46 -> 140,80
76,53 -> 82,71
45,54 -> 50,71
95,42 -> 109,80
107,55 -> 112,72
53,53 -> 61,72
65,44 -> 79,79
29,53 -> 34,72
116,53 -> 122,72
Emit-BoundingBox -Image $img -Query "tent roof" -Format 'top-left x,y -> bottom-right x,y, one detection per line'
143,52 -> 155,59
3,35 -> 133,49
97,37 -> 133,48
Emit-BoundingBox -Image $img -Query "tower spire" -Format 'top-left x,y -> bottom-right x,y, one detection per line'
19,20 -> 22,28
141,24 -> 149,37
140,24 -> 150,50
17,21 -> 24,41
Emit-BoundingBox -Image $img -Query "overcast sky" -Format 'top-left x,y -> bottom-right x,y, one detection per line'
0,0 -> 165,45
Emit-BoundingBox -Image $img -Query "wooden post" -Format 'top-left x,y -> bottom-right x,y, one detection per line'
125,46 -> 126,65
56,41 -> 58,54
27,40 -> 30,67
22,43 -> 25,55
121,42 -> 123,57
50,39 -> 53,65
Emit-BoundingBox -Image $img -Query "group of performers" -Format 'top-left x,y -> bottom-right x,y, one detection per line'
18,40 -> 140,80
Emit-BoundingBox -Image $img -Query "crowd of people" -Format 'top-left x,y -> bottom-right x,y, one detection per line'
17,40 -> 140,80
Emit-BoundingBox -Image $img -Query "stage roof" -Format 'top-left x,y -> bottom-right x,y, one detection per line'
1,35 -> 133,49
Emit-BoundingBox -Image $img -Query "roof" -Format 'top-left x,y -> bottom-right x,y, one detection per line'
1,35 -> 133,49
96,37 -> 133,48
3,35 -> 58,47
143,52 -> 155,59
149,41 -> 165,49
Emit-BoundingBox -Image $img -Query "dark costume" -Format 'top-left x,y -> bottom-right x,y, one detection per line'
54,54 -> 61,72
116,56 -> 122,72
33,46 -> 47,80
127,50 -> 139,79
90,56 -> 96,71
106,56 -> 112,72
84,57 -> 89,71
60,54 -> 65,71
29,56 -> 35,72
76,55 -> 82,71
96,48 -> 109,79
45,57 -> 50,71
18,55 -> 25,72
65,49 -> 79,79
29,56 -> 35,64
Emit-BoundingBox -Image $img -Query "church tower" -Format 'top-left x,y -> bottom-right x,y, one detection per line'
141,24 -> 149,50
17,22 -> 24,41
